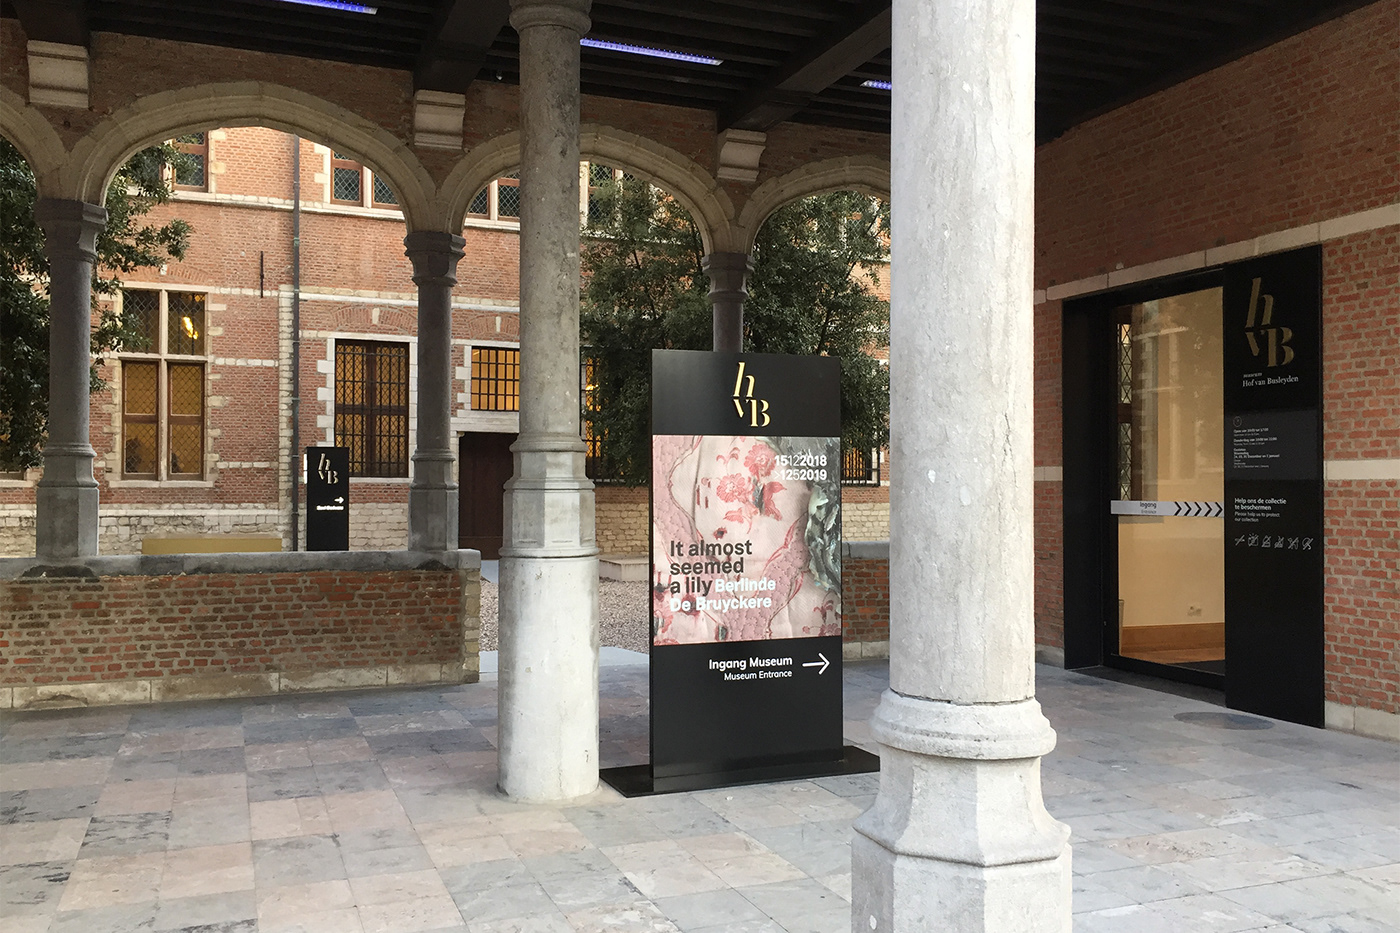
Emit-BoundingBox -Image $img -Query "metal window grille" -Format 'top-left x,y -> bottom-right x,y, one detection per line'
332,152 -> 362,203
841,446 -> 882,486
579,352 -> 626,484
372,174 -> 397,206
335,341 -> 409,477
468,187 -> 490,216
470,347 -> 520,412
174,132 -> 207,189
497,175 -> 521,218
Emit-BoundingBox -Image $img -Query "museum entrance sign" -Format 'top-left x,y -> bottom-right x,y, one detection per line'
1223,247 -> 1324,726
602,350 -> 876,795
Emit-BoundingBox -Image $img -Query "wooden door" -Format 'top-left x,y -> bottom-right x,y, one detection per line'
458,431 -> 516,559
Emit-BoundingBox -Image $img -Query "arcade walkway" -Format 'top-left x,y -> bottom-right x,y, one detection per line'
2,662 -> 1395,933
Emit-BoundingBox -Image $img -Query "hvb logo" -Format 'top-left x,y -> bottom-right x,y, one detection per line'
1245,277 -> 1293,368
317,453 -> 338,486
732,361 -> 770,427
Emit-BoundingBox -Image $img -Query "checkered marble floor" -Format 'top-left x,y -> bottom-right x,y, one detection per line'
1,662 -> 1396,933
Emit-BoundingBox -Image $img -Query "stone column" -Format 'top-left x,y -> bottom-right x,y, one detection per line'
849,1 -> 1072,931
34,199 -> 106,560
702,251 -> 751,352
404,231 -> 466,552
498,0 -> 600,802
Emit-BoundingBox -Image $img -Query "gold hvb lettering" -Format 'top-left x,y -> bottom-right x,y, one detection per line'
731,361 -> 771,427
1244,277 -> 1293,367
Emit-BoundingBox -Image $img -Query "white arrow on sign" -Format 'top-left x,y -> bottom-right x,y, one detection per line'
334,497 -> 345,504
802,653 -> 830,675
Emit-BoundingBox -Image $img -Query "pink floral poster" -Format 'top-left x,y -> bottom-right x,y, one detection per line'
652,434 -> 841,645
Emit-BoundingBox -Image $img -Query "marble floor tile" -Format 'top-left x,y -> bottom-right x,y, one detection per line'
0,818 -> 90,865
0,661 -> 1393,933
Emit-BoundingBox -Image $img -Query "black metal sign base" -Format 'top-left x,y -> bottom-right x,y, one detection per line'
601,745 -> 880,798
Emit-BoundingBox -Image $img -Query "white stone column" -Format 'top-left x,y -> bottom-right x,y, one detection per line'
34,199 -> 106,560
497,0 -> 600,802
405,230 -> 465,552
702,251 -> 751,352
850,1 -> 1072,931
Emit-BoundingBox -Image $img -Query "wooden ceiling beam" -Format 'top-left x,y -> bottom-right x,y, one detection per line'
718,0 -> 889,132
10,0 -> 87,45
415,0 -> 512,94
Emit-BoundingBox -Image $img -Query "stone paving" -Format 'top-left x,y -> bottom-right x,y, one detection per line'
1,660 -> 1396,933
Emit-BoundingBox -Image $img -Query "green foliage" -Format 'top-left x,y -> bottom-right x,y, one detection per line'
0,139 -> 192,470
580,177 -> 889,486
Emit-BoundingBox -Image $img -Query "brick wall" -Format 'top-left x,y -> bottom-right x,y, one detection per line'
596,486 -> 648,555
842,553 -> 889,658
1032,2 -> 1399,721
0,552 -> 480,708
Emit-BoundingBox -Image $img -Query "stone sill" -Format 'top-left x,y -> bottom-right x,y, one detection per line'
843,540 -> 890,560
0,548 -> 480,581
0,662 -> 479,711
106,479 -> 215,489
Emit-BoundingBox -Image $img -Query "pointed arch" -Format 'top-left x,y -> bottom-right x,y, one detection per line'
736,155 -> 891,254
62,82 -> 439,230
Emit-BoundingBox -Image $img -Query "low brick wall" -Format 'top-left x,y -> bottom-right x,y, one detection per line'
595,486 -> 649,555
0,550 -> 480,710
842,541 -> 890,659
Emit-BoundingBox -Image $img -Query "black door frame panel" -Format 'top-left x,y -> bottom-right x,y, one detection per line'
1061,269 -> 1226,688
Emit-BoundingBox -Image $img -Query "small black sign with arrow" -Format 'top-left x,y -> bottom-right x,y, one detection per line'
305,446 -> 350,551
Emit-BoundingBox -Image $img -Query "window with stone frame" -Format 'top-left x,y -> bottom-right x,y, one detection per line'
173,132 -> 208,190
335,340 -> 410,478
331,151 -> 363,205
119,289 -> 208,479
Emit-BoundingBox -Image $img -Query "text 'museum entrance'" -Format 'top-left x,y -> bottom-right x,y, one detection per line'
601,350 -> 877,795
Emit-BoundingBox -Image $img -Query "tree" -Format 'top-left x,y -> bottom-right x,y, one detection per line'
0,139 -> 192,470
580,176 -> 889,486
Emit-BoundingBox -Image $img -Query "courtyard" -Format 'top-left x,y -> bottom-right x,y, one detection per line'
2,660 -> 1395,933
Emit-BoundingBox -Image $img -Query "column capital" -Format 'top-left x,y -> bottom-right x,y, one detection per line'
403,230 -> 465,288
509,0 -> 591,36
35,198 -> 106,265
701,251 -> 753,281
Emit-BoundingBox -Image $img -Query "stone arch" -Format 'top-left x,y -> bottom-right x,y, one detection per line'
0,85 -> 68,194
61,82 -> 440,230
442,124 -> 737,253
735,155 -> 891,254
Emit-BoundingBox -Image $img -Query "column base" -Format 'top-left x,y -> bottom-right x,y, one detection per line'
852,833 -> 1071,933
408,483 -> 459,551
35,480 -> 99,559
497,554 -> 599,802
851,691 -> 1071,932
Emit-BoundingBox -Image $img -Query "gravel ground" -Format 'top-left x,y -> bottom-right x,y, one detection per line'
478,579 -> 651,653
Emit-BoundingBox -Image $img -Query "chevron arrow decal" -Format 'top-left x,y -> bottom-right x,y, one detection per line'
1112,500 -> 1224,517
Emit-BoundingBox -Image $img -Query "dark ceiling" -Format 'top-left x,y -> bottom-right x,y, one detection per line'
3,0 -> 1376,142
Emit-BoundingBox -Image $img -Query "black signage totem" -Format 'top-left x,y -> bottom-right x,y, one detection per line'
601,350 -> 877,795
305,446 -> 350,551
1223,246 -> 1324,727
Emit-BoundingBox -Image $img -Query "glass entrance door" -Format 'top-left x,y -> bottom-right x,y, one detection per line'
1112,287 -> 1225,677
